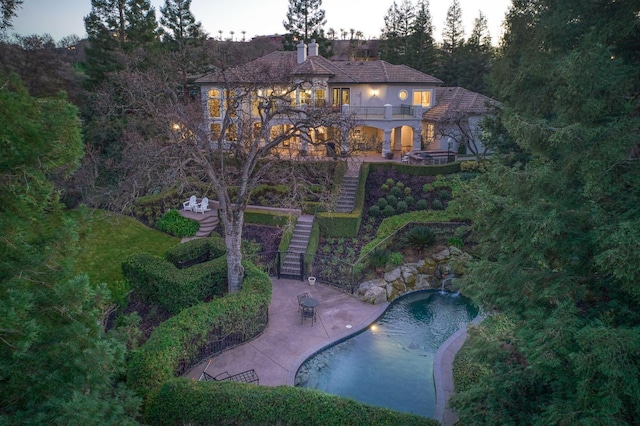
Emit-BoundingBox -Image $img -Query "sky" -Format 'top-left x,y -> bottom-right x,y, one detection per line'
12,0 -> 511,44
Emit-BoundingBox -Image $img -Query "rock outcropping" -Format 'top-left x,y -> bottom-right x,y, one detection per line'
357,246 -> 472,304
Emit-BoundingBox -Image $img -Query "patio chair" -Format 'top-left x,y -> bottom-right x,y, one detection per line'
301,305 -> 316,326
297,292 -> 310,312
194,197 -> 211,214
182,195 -> 197,211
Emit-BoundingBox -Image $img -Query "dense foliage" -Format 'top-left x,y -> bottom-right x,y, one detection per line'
0,73 -> 140,423
451,1 -> 640,424
145,379 -> 439,426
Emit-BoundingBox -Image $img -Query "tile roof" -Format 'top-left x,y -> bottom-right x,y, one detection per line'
424,87 -> 499,121
195,51 -> 443,86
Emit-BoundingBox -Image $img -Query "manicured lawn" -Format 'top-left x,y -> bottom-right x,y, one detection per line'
73,209 -> 179,290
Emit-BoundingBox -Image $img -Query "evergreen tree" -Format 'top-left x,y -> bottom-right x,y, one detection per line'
451,0 -> 640,423
282,0 -> 329,55
83,0 -> 159,86
159,0 -> 205,47
436,0 -> 465,85
380,0 -> 414,65
0,0 -> 22,30
0,72 -> 140,424
407,0 -> 436,74
159,0 -> 207,101
459,11 -> 493,94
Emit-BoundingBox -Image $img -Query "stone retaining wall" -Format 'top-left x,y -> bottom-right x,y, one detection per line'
356,246 -> 472,304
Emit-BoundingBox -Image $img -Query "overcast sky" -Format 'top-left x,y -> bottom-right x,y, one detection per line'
11,0 -> 511,43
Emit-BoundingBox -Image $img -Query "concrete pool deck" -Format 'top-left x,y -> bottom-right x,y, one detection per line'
185,277 -> 468,425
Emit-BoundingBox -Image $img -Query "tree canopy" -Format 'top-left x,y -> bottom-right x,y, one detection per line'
0,72 -> 140,424
451,0 -> 640,423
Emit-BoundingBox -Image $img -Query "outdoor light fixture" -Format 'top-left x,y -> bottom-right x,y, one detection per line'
372,89 -> 379,97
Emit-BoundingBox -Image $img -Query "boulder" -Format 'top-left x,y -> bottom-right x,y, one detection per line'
362,285 -> 387,304
358,279 -> 386,296
384,267 -> 402,282
433,248 -> 451,262
417,257 -> 437,275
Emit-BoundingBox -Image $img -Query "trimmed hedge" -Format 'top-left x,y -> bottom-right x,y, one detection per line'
315,162 -> 370,238
164,236 -> 226,267
127,261 -> 272,398
144,379 -> 439,426
122,253 -> 228,314
369,161 -> 462,176
244,208 -> 293,226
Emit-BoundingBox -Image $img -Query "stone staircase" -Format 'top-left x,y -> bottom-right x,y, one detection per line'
281,215 -> 314,278
194,212 -> 219,238
179,208 -> 219,242
335,174 -> 358,213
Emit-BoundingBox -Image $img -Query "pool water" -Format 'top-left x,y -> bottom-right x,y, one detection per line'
295,291 -> 478,418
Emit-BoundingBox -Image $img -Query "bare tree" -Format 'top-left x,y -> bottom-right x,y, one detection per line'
436,111 -> 486,160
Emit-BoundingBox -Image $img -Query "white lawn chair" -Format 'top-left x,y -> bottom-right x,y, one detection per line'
183,195 -> 197,211
194,197 -> 211,214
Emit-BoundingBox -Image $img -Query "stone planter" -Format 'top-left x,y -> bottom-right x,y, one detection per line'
308,276 -> 316,286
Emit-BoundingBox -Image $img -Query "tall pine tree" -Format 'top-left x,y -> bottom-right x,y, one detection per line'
282,0 -> 329,55
436,0 -> 465,85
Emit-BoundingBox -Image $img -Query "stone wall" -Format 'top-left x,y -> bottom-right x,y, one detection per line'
356,246 -> 472,304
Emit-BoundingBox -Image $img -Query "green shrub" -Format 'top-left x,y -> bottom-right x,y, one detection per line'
376,198 -> 388,208
390,186 -> 403,198
156,209 -> 200,237
405,195 -> 415,206
382,204 -> 396,217
432,199 -> 444,210
385,178 -> 395,186
381,183 -> 389,191
422,183 -> 433,193
389,251 -> 404,266
396,200 -> 408,214
368,205 -> 381,217
122,253 -> 227,314
395,181 -> 404,189
386,194 -> 398,207
404,226 -> 437,250
416,199 -> 428,210
144,379 -> 439,426
403,187 -> 412,196
448,237 -> 464,248
165,237 -> 226,267
370,247 -> 389,268
439,189 -> 451,201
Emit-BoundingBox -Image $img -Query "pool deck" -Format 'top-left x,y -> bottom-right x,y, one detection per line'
185,277 -> 468,425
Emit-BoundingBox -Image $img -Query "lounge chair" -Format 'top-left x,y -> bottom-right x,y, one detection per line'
182,195 -> 197,211
194,197 -> 211,214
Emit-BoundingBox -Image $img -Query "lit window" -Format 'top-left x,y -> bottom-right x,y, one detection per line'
210,123 -> 221,140
413,91 -> 432,107
314,89 -> 326,107
300,89 -> 311,106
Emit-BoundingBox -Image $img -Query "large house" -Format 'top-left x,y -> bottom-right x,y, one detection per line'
195,40 -> 497,158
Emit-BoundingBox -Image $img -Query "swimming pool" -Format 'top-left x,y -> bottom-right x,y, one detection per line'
294,290 -> 478,418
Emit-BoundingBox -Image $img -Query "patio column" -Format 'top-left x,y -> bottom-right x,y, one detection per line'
382,129 -> 392,157
412,126 -> 422,151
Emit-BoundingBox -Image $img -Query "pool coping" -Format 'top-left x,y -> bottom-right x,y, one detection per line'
433,313 -> 484,425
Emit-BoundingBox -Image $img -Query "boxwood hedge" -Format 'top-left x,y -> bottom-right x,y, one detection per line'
144,379 -> 439,426
127,261 -> 271,398
122,251 -> 228,314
